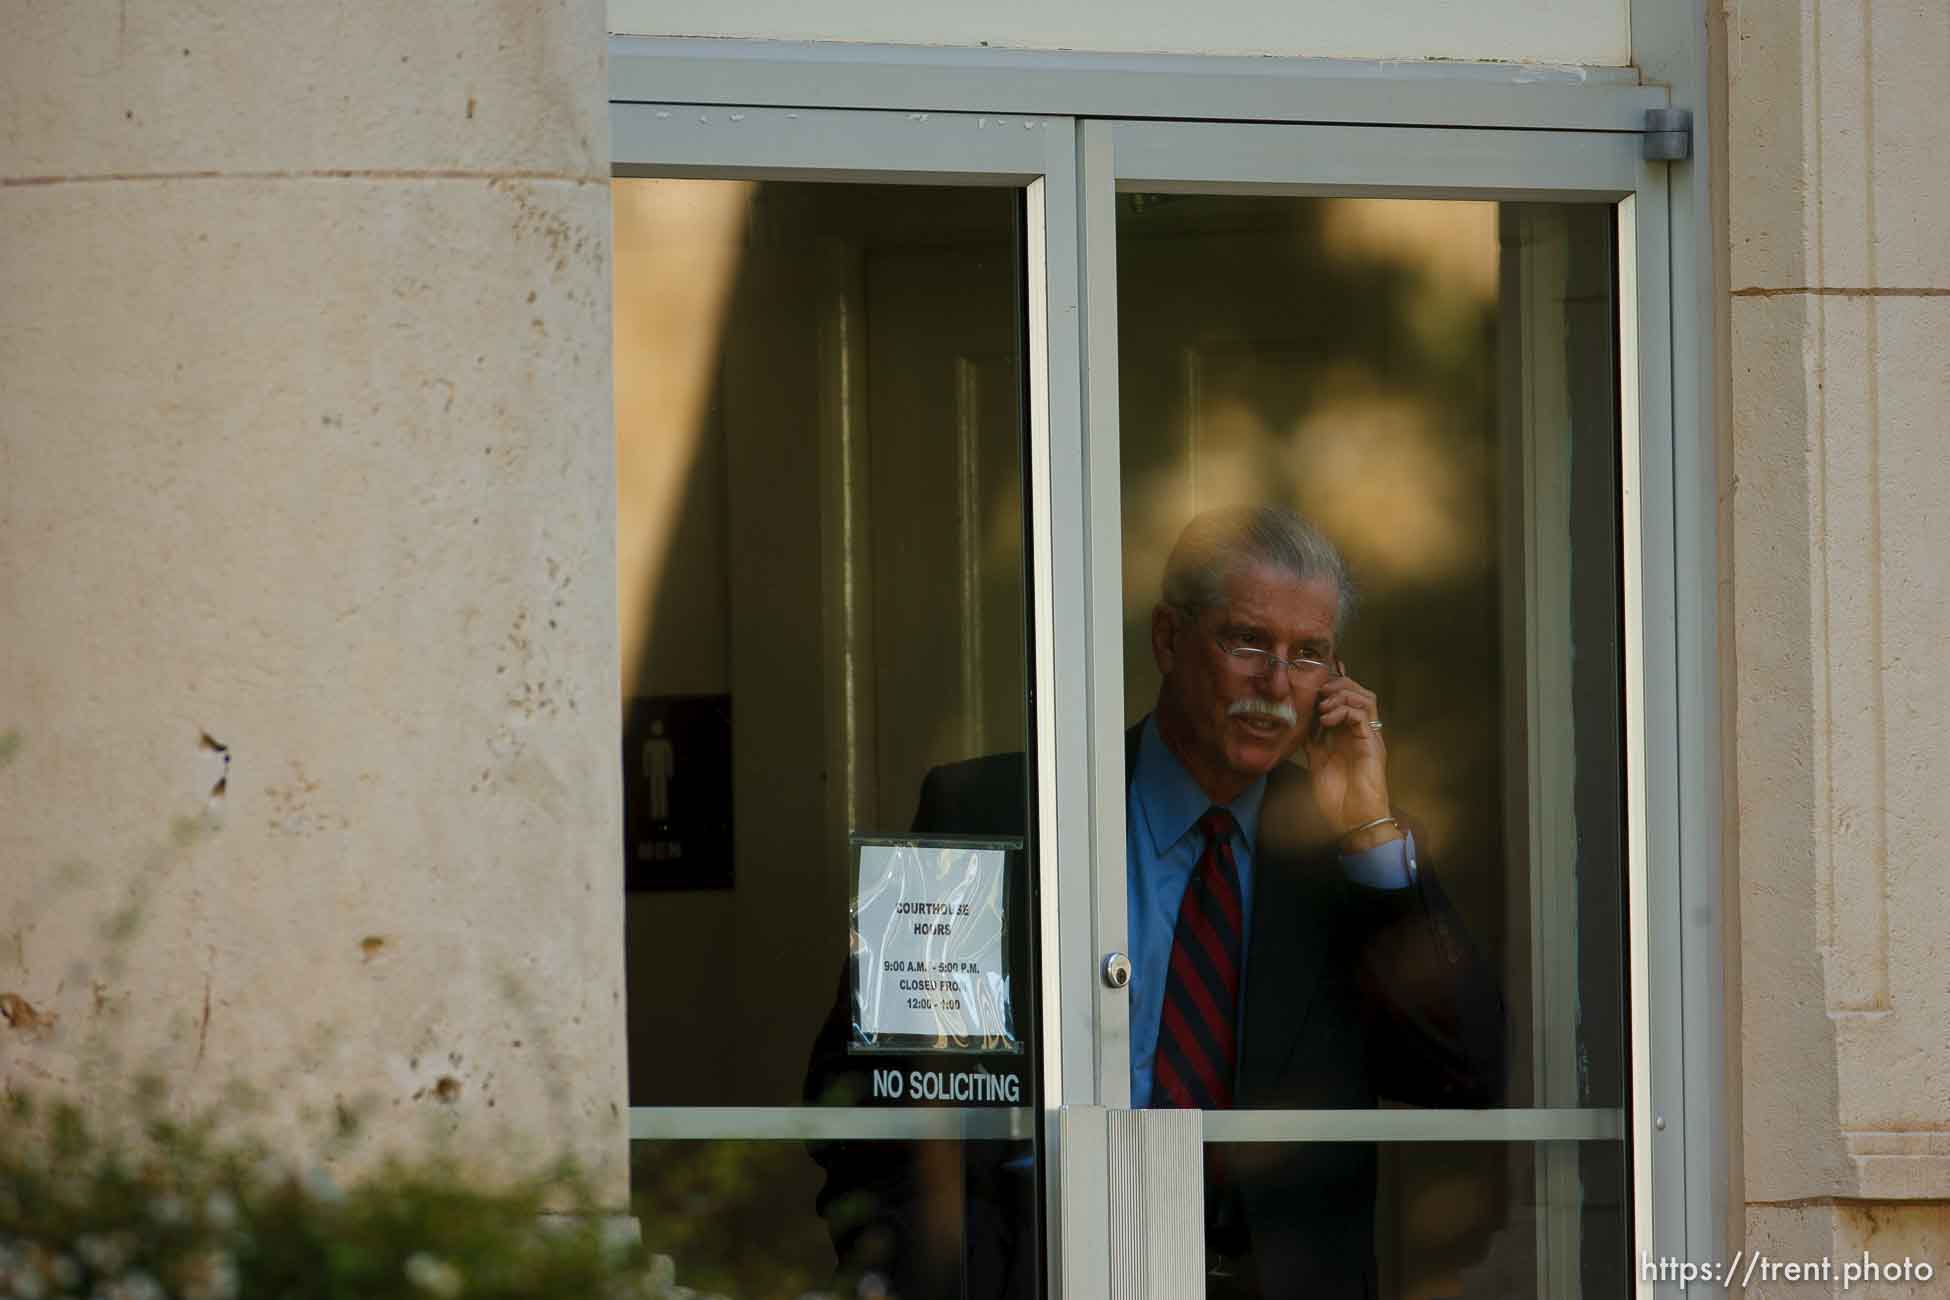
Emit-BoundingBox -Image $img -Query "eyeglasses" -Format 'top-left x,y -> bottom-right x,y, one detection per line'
1212,633 -> 1334,683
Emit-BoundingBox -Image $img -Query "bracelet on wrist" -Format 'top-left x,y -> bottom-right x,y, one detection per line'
1340,814 -> 1400,844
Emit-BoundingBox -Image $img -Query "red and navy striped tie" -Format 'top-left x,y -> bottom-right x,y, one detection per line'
1154,807 -> 1244,1111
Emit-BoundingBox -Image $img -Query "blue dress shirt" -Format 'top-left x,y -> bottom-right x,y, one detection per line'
1125,715 -> 1415,1107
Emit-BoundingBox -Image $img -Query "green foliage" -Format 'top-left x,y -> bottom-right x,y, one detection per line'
1,755 -> 766,1298
0,1087 -> 672,1300
625,1142 -> 831,1299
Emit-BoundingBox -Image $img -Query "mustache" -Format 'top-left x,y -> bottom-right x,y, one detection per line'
1228,698 -> 1297,727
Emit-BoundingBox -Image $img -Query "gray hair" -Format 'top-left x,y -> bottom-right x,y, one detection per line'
1160,505 -> 1357,637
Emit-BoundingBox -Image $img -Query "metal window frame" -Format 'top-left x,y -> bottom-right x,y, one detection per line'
610,31 -> 1724,1295
1627,3 -> 1733,1291
609,36 -> 1664,131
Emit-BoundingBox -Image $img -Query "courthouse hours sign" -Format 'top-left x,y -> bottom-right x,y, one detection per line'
849,836 -> 1020,1054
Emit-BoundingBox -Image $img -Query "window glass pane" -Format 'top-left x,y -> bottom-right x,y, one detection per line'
1115,191 -> 1626,1298
632,1138 -> 1039,1298
615,178 -> 1040,1297
1200,1140 -> 1629,1298
1113,194 -> 1625,1121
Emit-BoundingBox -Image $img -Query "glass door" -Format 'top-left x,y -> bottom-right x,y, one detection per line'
611,105 -> 1087,1300
1075,118 -> 1674,1300
611,99 -> 1679,1300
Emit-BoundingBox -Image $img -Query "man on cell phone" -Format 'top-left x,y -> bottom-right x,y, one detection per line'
810,505 -> 1504,1299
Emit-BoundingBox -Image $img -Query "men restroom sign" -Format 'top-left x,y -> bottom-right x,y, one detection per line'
623,694 -> 732,891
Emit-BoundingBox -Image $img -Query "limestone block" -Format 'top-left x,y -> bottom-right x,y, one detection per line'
0,173 -> 626,1196
1730,292 -> 1852,1200
1733,292 -> 1950,1203
1808,295 -> 1883,1016
1743,1204 -> 1840,1299
1845,1134 -> 1950,1202
0,0 -> 608,180
1725,0 -> 1947,292
1864,2 -> 1950,287
1830,1203 -> 1950,1297
607,0 -> 1632,64
1806,0 -> 1876,291
1829,298 -> 1950,1153
1745,1203 -> 1950,1298
1725,0 -> 1815,289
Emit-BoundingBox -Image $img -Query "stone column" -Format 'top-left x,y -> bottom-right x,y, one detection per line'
0,2 -> 624,1198
1729,0 -> 1950,1286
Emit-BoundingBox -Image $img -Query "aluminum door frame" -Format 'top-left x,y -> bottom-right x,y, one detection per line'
612,93 -> 1712,1299
1080,115 -> 1682,1296
611,100 -> 1109,1298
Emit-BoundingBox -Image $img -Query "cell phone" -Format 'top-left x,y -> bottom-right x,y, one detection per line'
1308,659 -> 1348,743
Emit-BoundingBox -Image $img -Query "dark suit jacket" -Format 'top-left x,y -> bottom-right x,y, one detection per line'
808,723 -> 1504,1300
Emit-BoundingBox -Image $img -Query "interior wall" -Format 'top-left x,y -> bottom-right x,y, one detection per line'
614,181 -> 747,1106
609,0 -> 1631,66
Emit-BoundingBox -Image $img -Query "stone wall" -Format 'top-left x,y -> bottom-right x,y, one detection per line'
607,0 -> 1631,63
0,0 -> 627,1200
1727,0 -> 1950,1287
